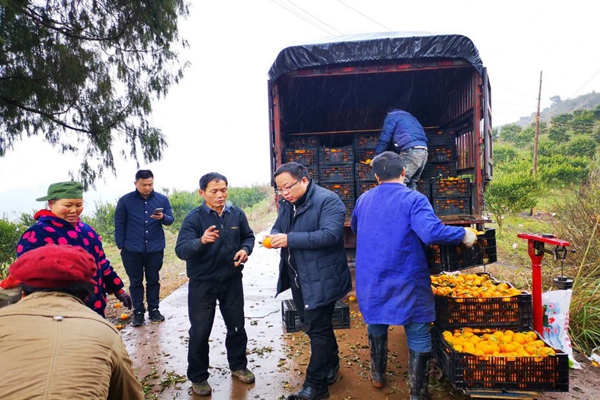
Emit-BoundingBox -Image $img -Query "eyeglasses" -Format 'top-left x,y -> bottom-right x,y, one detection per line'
276,179 -> 301,195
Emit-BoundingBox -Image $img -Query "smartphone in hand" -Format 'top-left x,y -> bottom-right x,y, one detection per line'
152,207 -> 164,216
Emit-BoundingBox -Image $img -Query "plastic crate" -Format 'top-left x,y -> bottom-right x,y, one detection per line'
321,182 -> 354,201
433,197 -> 471,215
287,136 -> 319,149
428,146 -> 456,163
319,165 -> 354,183
421,162 -> 457,179
355,163 -> 375,181
356,181 -> 377,197
354,148 -> 376,164
319,146 -> 354,164
426,129 -> 455,146
283,148 -> 318,165
354,133 -> 379,149
306,165 -> 318,183
281,299 -> 350,333
434,288 -> 532,329
343,200 -> 354,223
431,178 -> 471,198
431,327 -> 569,392
428,228 -> 497,273
417,179 -> 431,198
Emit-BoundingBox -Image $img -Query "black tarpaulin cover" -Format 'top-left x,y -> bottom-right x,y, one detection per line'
268,32 -> 484,82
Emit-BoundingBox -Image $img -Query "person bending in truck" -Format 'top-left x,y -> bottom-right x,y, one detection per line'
266,162 -> 352,400
175,172 -> 255,397
351,152 -> 477,399
375,108 -> 428,190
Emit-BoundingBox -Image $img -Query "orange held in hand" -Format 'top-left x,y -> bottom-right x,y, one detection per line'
262,236 -> 273,249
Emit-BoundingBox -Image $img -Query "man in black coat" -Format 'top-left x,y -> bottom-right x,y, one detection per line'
268,162 -> 352,400
175,172 -> 255,397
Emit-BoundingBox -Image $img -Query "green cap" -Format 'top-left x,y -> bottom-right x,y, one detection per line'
36,181 -> 85,201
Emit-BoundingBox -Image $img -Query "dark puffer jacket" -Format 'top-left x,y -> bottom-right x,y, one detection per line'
272,182 -> 351,309
375,109 -> 427,154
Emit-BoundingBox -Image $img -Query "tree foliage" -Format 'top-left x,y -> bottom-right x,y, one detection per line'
0,0 -> 189,187
484,170 -> 542,234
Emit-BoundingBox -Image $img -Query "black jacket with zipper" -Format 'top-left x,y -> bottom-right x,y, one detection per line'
175,204 -> 255,281
271,181 -> 351,310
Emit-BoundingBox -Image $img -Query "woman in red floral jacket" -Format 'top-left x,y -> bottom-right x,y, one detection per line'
7,181 -> 131,317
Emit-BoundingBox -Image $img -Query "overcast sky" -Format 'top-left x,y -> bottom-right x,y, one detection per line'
2,0 -> 600,217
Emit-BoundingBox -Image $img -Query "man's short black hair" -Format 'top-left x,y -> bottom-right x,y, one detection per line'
21,282 -> 95,302
199,172 -> 228,191
135,170 -> 154,180
371,151 -> 406,181
274,162 -> 309,180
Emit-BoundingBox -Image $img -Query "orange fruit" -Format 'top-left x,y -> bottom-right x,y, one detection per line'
115,324 -> 125,330
120,313 -> 129,320
262,236 -> 273,249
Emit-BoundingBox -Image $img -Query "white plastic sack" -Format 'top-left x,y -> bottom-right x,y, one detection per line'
542,289 -> 581,369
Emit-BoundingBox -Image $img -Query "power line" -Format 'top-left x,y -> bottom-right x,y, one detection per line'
286,0 -> 344,35
336,0 -> 392,31
269,0 -> 336,36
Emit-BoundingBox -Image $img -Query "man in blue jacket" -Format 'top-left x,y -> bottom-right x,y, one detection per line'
115,170 -> 174,327
375,109 -> 428,190
175,172 -> 255,397
267,162 -> 352,400
351,152 -> 476,399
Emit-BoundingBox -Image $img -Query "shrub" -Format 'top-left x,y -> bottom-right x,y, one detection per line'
0,219 -> 26,278
81,201 -> 117,244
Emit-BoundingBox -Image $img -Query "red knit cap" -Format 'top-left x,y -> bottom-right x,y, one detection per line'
10,245 -> 97,288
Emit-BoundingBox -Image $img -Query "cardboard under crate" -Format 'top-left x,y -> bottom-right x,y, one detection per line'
319,146 -> 354,164
319,165 -> 354,182
428,228 -> 497,272
283,148 -> 318,165
431,327 -> 569,392
281,299 -> 351,332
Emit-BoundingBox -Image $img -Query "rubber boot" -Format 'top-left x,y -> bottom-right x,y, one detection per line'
408,350 -> 432,400
368,333 -> 388,388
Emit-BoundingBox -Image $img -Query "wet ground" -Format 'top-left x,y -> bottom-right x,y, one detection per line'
120,237 -> 600,400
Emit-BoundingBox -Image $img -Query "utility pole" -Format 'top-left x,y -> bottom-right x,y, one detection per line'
531,71 -> 543,216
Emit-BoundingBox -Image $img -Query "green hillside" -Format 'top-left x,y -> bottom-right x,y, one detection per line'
513,91 -> 600,128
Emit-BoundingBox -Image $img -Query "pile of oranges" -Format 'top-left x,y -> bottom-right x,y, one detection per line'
431,273 -> 522,298
442,328 -> 556,359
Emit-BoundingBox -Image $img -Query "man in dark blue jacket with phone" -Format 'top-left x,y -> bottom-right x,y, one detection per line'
375,109 -> 428,190
175,172 -> 255,397
115,169 -> 174,327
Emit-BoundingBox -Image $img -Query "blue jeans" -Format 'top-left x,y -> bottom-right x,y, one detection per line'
368,323 -> 431,352
397,148 -> 428,190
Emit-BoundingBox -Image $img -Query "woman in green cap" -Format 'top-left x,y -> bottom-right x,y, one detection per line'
4,181 -> 132,317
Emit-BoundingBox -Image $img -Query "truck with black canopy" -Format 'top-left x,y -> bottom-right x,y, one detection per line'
267,32 -> 494,255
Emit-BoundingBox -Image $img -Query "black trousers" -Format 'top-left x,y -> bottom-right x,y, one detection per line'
121,249 -> 163,313
187,275 -> 248,383
291,282 -> 339,389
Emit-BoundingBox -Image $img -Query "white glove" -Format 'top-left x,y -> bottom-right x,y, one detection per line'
462,228 -> 477,247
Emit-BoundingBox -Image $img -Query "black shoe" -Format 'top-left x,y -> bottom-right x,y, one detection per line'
369,333 -> 388,388
149,309 -> 165,322
287,385 -> 329,400
326,363 -> 340,385
408,350 -> 432,400
132,312 -> 145,327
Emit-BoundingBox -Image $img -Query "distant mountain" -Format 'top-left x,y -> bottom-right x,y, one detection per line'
513,91 -> 600,127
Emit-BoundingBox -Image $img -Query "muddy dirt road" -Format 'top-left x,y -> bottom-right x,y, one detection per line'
120,238 -> 600,400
